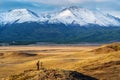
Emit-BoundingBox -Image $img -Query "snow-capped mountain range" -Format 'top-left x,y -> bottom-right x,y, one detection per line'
0,6 -> 120,44
0,6 -> 120,27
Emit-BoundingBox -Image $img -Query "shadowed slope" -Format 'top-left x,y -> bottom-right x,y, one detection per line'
0,52 -> 38,57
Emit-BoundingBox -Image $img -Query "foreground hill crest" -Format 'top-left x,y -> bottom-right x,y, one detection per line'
3,69 -> 97,80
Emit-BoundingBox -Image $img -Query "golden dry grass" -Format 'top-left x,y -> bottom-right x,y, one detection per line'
0,44 -> 120,80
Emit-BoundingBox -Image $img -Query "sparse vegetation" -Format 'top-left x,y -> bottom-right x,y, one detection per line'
0,43 -> 120,80
3,69 -> 97,80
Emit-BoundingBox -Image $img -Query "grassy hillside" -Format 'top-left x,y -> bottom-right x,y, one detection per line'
92,42 -> 120,53
0,43 -> 120,80
3,69 -> 97,80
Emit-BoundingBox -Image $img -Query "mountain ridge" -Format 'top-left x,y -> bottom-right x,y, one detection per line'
0,6 -> 120,27
0,9 -> 39,25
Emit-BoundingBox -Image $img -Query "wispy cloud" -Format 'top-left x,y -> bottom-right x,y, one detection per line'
0,0 -> 120,12
13,0 -> 110,5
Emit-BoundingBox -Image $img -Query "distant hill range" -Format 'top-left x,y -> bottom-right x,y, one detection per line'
0,6 -> 120,45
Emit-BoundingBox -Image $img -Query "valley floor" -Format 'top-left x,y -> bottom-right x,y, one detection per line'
0,44 -> 120,80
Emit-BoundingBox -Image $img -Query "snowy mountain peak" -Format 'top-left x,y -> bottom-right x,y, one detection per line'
0,8 -> 39,24
48,7 -> 120,26
8,8 -> 39,18
66,6 -> 88,12
64,6 -> 82,10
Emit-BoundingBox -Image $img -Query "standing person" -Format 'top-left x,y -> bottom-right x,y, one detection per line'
36,61 -> 40,70
40,62 -> 43,69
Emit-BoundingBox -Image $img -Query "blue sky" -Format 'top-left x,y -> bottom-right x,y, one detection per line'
0,0 -> 120,12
